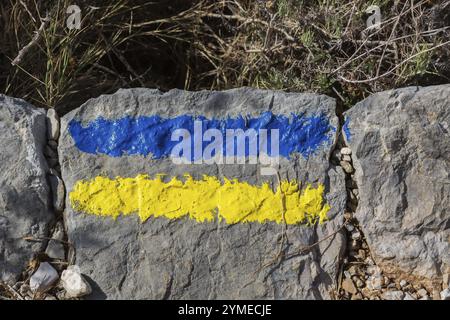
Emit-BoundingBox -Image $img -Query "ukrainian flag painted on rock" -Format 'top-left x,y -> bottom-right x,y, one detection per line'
64,88 -> 337,225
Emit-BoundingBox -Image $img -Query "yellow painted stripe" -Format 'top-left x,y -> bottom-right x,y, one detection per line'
69,175 -> 330,225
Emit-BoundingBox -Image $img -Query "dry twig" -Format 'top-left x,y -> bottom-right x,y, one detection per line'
11,13 -> 50,66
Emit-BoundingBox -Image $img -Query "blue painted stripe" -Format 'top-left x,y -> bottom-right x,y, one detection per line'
68,112 -> 334,160
343,117 -> 352,142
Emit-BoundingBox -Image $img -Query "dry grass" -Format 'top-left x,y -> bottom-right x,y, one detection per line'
0,0 -> 449,112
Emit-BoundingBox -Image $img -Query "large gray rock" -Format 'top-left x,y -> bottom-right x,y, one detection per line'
0,95 -> 53,284
343,85 -> 450,290
59,88 -> 346,299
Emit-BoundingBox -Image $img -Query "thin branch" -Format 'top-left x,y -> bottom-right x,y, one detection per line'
283,222 -> 347,260
331,28 -> 450,75
375,0 -> 409,78
11,13 -> 50,66
339,40 -> 450,84
3,284 -> 24,300
22,235 -> 75,265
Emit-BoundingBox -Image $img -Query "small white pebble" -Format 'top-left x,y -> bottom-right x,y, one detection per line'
342,155 -> 352,162
417,288 -> 428,298
60,265 -> 92,298
345,224 -> 354,232
440,288 -> 450,300
403,292 -> 416,300
341,147 -> 352,155
351,230 -> 361,240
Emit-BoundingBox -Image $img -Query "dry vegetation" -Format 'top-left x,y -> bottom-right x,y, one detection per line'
0,0 -> 449,113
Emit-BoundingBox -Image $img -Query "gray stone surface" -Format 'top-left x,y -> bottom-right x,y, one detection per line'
0,95 -> 53,284
29,262 -> 58,293
45,221 -> 65,260
49,174 -> 65,213
343,85 -> 450,290
47,109 -> 60,141
59,88 -> 347,299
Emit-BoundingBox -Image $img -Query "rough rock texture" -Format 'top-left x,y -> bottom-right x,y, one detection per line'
0,95 -> 53,284
343,85 -> 450,290
49,174 -> 65,213
59,88 -> 347,299
45,221 -> 66,260
30,262 -> 58,293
